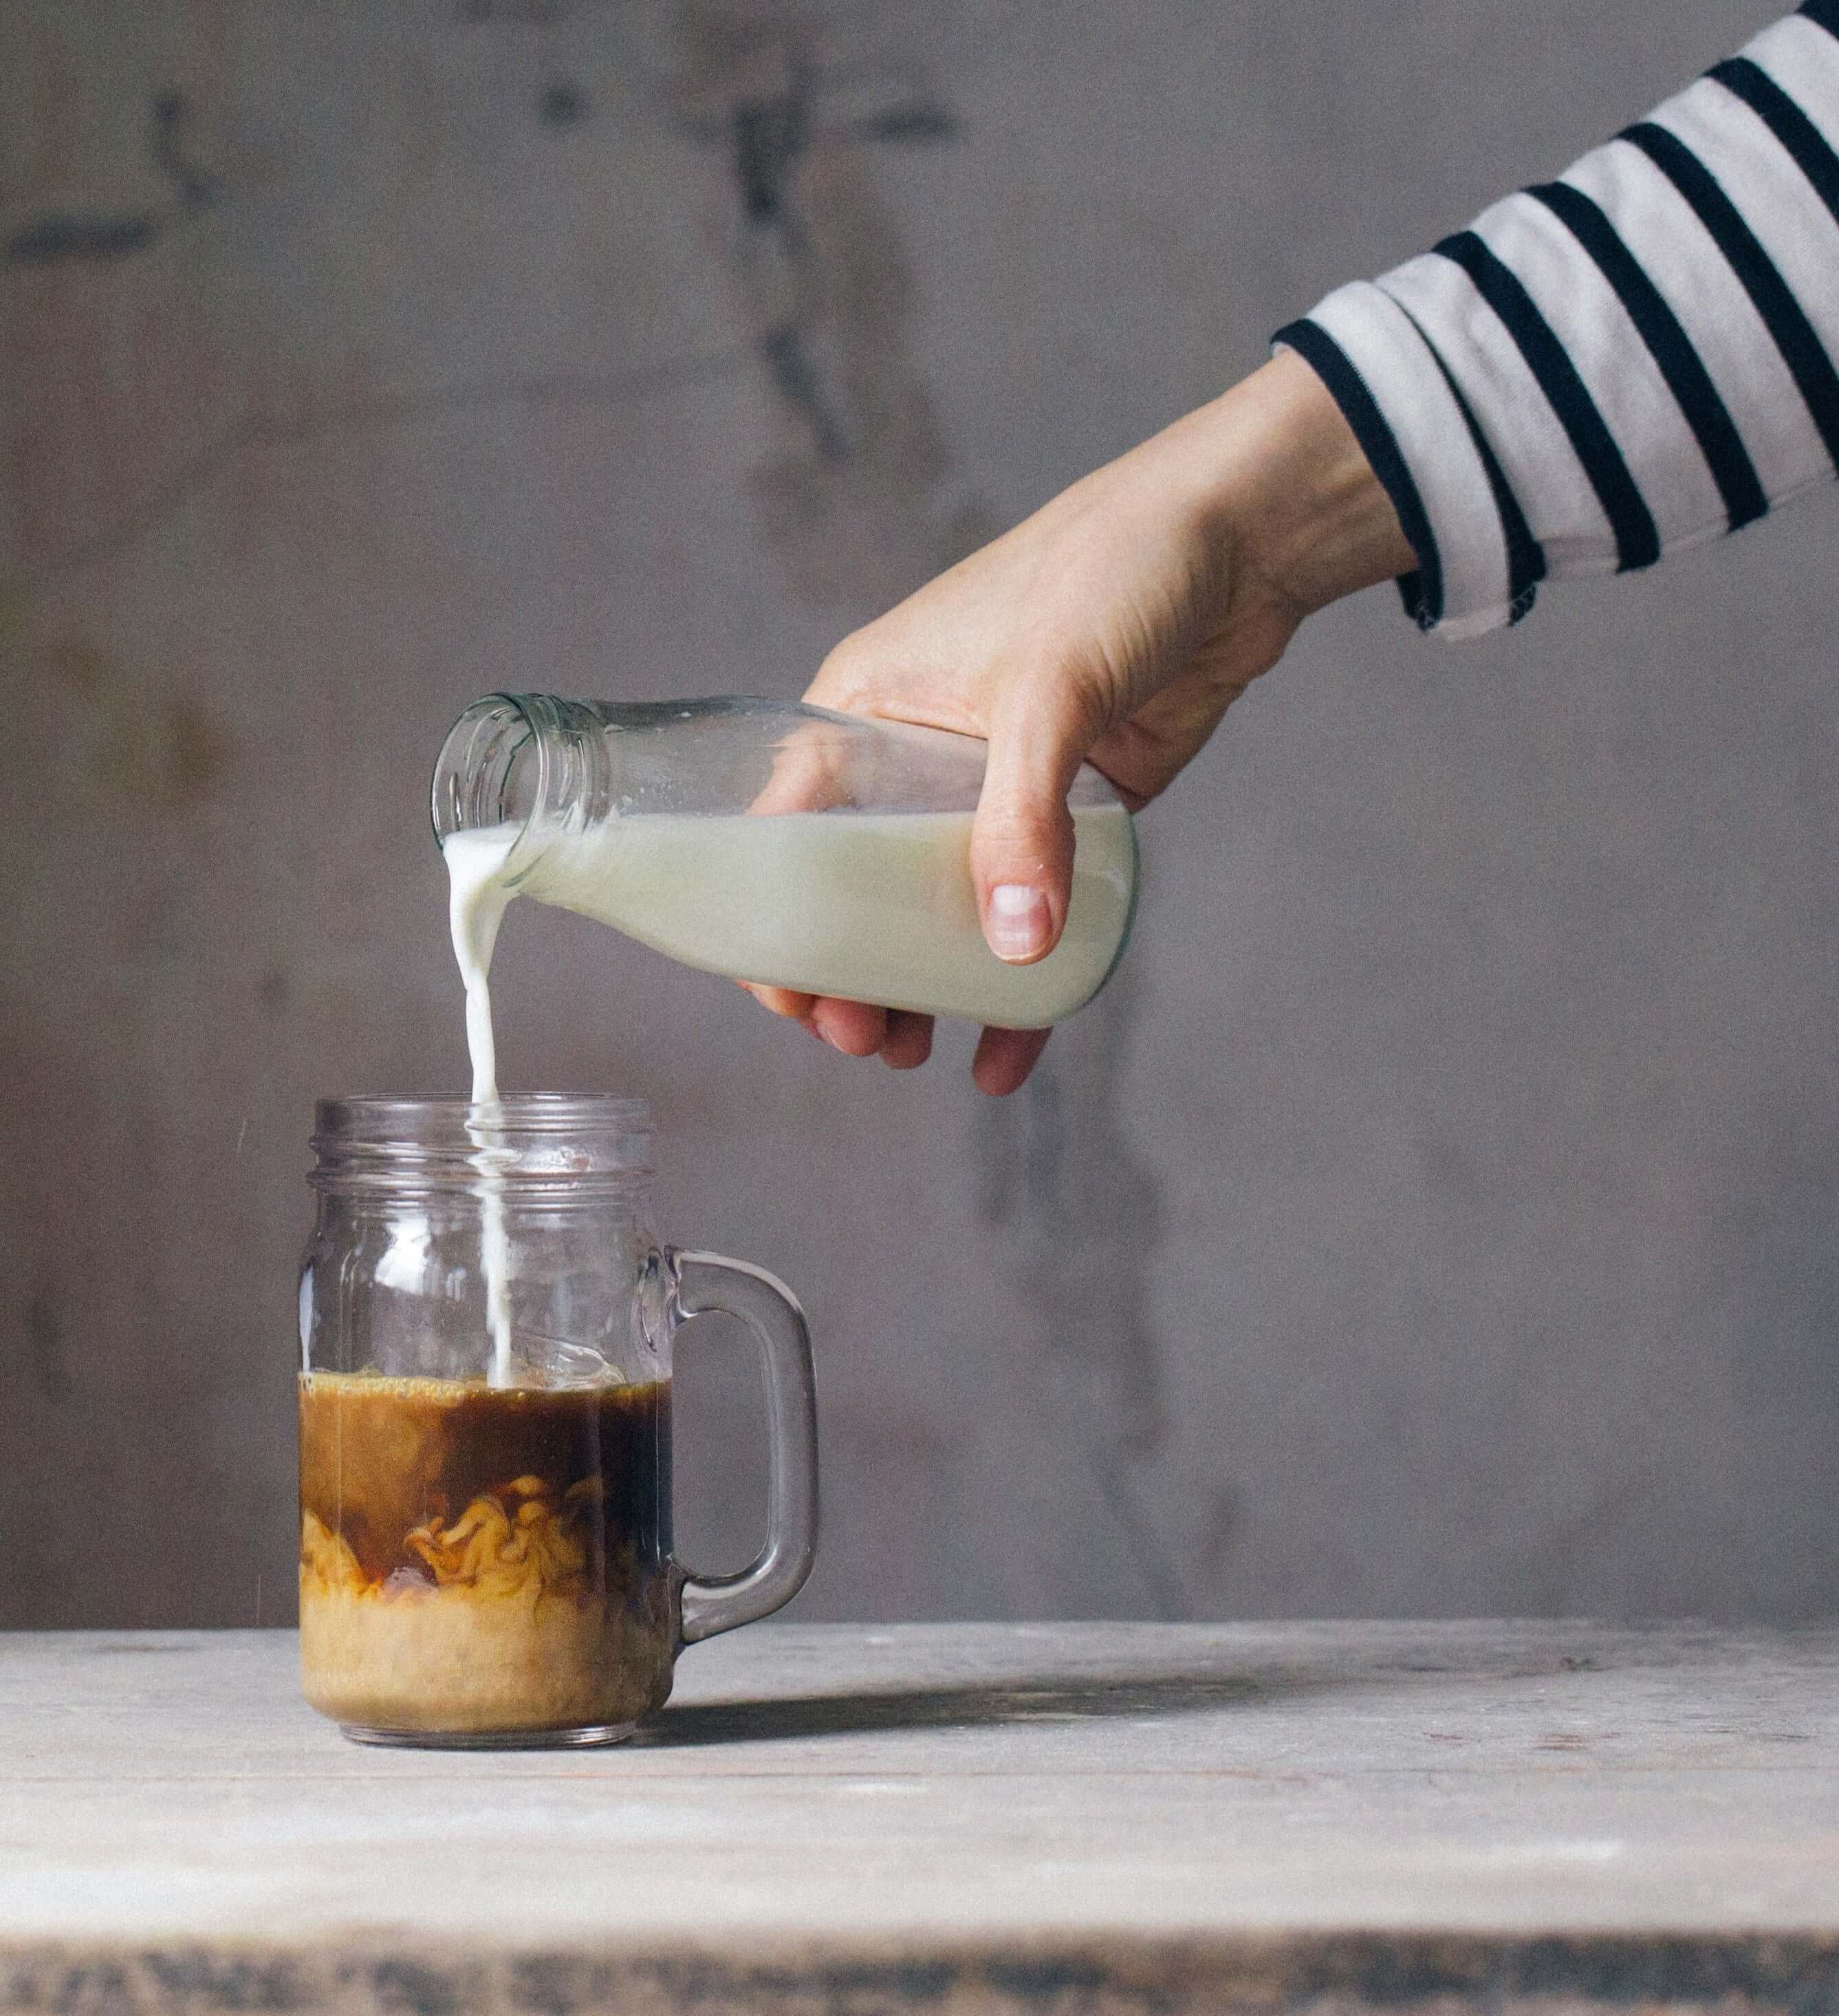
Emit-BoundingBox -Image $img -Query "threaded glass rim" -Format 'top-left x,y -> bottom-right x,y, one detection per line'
311,1094 -> 653,1194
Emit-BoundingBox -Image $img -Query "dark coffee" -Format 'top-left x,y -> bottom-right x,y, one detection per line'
298,1372 -> 675,1737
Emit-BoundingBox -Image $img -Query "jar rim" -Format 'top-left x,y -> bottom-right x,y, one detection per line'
316,1093 -> 651,1133
311,1094 -> 654,1194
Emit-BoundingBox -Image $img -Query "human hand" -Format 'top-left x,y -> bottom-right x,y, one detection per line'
748,349 -> 1413,1093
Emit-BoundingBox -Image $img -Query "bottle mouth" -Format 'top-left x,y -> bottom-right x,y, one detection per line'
430,694 -> 614,860
312,1094 -> 653,1195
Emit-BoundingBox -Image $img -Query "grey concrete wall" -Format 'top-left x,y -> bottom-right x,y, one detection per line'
4,0 -> 1833,1632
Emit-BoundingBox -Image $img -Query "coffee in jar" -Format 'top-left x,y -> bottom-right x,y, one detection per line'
298,1371 -> 673,1739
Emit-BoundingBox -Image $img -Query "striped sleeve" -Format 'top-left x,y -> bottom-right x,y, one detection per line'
1274,1 -> 1839,637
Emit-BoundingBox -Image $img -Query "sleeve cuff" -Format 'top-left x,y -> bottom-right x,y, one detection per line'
1274,281 -> 1531,638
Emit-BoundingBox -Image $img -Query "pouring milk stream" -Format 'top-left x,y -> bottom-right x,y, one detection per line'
446,825 -> 520,1384
438,695 -> 1139,1385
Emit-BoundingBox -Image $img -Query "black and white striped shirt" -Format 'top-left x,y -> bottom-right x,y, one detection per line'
1275,0 -> 1839,637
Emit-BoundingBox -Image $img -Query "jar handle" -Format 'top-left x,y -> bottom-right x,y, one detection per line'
669,1249 -> 819,1644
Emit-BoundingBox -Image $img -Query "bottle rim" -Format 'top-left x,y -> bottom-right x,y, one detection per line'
430,693 -> 618,871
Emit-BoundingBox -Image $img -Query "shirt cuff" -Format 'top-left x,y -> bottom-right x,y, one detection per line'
1275,281 -> 1534,638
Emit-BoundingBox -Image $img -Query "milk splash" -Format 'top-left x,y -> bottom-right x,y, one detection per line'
444,826 -> 519,1386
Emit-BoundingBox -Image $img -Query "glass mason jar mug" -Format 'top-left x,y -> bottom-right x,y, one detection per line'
297,1096 -> 817,1747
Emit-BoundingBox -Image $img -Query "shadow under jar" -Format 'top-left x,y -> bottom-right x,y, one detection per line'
296,1096 -> 817,1748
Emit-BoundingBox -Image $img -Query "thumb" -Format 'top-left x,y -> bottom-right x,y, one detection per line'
970,682 -> 1091,966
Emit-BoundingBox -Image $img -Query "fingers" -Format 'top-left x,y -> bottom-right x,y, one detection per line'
739,979 -> 819,1021
794,1001 -> 1018,1085
743,982 -> 937,1073
970,680 -> 1091,968
972,1026 -> 1052,1096
806,1000 -> 937,1069
878,1010 -> 935,1070
809,998 -> 886,1056
739,979 -> 881,1056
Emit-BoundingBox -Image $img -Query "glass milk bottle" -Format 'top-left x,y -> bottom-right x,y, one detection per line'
431,694 -> 1138,1028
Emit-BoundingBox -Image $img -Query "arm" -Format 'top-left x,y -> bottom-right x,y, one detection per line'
1281,1 -> 1839,635
762,3 -> 1839,1092
749,352 -> 1411,1094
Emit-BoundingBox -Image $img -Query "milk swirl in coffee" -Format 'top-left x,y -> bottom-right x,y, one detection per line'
298,1375 -> 673,1737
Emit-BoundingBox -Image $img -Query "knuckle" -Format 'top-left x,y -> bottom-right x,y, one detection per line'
974,803 -> 1073,865
811,632 -> 879,707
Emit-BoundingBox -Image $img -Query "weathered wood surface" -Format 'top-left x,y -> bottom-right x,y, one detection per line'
1,1623 -> 1836,2013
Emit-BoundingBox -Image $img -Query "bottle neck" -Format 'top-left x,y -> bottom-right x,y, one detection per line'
431,693 -> 616,855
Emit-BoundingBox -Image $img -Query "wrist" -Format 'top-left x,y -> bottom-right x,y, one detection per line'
1183,349 -> 1415,622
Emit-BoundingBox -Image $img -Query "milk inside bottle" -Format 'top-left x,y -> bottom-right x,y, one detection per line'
434,694 -> 1138,1032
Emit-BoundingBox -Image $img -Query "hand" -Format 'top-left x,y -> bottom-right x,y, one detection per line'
747,349 -> 1413,1093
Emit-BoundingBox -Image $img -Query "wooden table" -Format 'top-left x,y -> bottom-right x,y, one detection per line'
1,1623 -> 1835,2014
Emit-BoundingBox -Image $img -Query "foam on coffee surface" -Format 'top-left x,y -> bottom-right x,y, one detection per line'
299,1372 -> 673,1736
